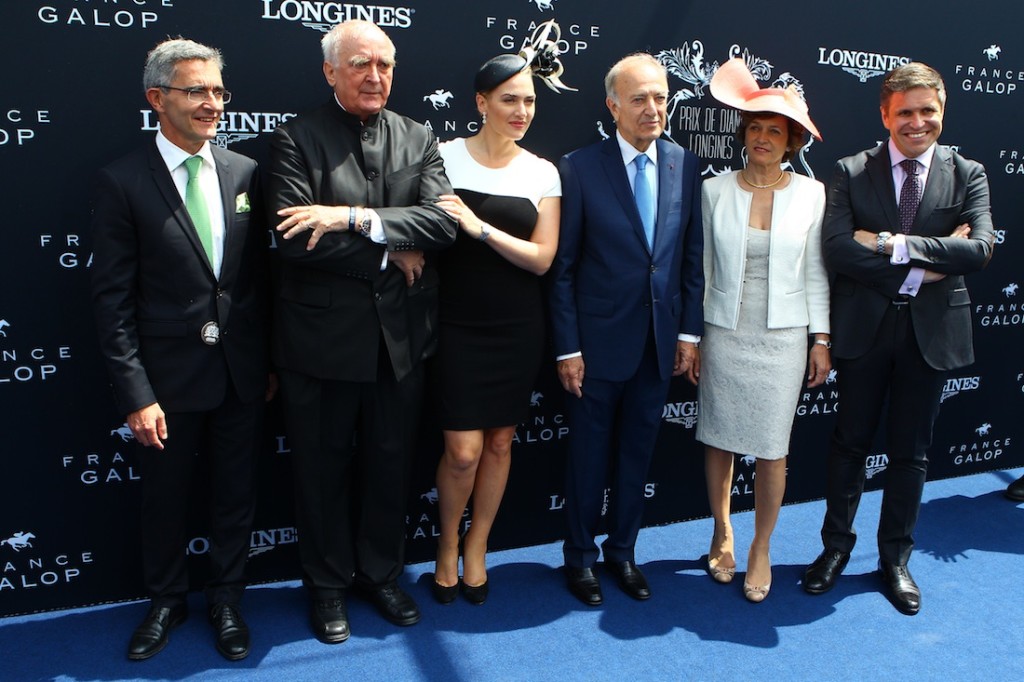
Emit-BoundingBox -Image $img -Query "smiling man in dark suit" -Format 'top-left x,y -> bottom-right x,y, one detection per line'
804,62 -> 994,615
91,39 -> 270,660
267,20 -> 456,643
549,53 -> 703,606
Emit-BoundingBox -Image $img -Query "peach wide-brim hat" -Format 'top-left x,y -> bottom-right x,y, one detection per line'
709,57 -> 822,141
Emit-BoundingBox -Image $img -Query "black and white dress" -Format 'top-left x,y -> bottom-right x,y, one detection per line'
434,138 -> 560,430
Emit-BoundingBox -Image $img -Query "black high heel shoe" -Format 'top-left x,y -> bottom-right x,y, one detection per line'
431,576 -> 460,605
460,579 -> 489,605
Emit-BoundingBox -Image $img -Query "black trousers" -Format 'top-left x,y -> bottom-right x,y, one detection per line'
562,331 -> 670,569
279,361 -> 423,599
139,385 -> 262,608
822,303 -> 946,564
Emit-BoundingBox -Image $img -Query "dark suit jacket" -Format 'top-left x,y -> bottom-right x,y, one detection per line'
822,143 -> 994,371
90,140 -> 269,415
267,102 -> 457,383
549,137 -> 704,382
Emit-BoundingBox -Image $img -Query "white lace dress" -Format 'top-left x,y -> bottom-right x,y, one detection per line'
695,227 -> 807,459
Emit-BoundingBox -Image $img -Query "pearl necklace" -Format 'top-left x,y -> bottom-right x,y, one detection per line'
743,169 -> 786,189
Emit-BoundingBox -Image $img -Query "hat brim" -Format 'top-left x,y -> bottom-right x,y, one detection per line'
709,58 -> 822,141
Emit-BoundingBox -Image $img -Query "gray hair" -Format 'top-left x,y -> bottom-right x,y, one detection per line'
604,53 -> 666,103
143,38 -> 223,91
321,20 -> 396,67
881,62 -> 946,109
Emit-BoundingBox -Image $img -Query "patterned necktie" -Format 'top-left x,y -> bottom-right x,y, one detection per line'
633,153 -> 655,248
183,155 -> 215,265
898,159 -> 922,235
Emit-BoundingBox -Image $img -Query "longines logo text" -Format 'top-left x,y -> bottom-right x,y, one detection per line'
1,109 -> 50,147
866,454 -> 888,480
949,423 -> 1010,466
663,400 -> 698,428
260,1 -> 414,31
140,110 -> 296,147
941,376 -> 981,403
38,0 -> 171,29
816,47 -> 911,82
548,483 -> 656,511
186,527 -> 299,558
1,532 -> 94,591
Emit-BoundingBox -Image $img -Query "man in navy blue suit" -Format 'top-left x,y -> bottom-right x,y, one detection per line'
549,53 -> 703,605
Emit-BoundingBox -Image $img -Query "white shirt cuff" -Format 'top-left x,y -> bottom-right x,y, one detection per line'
678,334 -> 701,344
556,351 -> 583,361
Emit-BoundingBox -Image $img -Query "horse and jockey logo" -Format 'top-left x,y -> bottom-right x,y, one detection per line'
110,423 -> 135,442
530,0 -> 557,10
1,531 -> 35,552
423,89 -> 454,110
975,423 -> 993,437
983,45 -> 1001,61
530,391 -> 544,407
1002,283 -> 1018,297
420,488 -> 439,504
0,318 -> 10,337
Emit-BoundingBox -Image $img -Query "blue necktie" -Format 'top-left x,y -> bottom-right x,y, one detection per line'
633,154 -> 655,248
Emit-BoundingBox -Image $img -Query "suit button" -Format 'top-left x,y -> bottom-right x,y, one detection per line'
374,292 -> 382,301
216,289 -> 225,298
650,265 -> 657,273
361,130 -> 371,141
367,170 -> 379,180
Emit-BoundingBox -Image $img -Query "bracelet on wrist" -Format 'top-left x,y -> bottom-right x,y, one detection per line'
478,222 -> 492,241
348,207 -> 356,232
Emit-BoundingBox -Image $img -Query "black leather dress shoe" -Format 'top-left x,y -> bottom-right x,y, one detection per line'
310,597 -> 350,644
363,582 -> 421,626
605,561 -> 651,600
803,548 -> 850,594
127,603 -> 188,661
1006,474 -> 1024,502
565,567 -> 603,606
879,561 -> 921,616
209,603 -> 250,661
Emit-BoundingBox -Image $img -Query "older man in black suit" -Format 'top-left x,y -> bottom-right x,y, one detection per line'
91,38 -> 270,661
804,62 -> 994,615
268,20 -> 457,643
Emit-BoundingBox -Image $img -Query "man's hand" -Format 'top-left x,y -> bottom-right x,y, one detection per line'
387,250 -> 425,287
276,205 -> 349,250
674,341 -> 699,384
266,372 -> 279,402
853,229 -> 878,251
557,356 -> 585,398
128,402 -> 167,450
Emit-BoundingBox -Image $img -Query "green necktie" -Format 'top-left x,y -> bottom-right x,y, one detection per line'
183,155 -> 215,266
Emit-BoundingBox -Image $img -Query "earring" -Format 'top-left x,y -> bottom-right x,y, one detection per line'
481,112 -> 487,125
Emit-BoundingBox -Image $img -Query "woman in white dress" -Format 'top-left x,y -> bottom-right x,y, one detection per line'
696,58 -> 831,602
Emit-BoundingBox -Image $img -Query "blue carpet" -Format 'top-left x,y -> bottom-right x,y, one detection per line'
2,468 -> 1020,681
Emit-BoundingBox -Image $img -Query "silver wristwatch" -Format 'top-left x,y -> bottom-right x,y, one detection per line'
876,231 -> 893,255
356,211 -> 372,238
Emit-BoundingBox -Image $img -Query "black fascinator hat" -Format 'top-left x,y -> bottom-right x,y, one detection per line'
473,20 -> 576,94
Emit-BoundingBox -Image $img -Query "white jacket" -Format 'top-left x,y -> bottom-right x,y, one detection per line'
701,171 -> 829,332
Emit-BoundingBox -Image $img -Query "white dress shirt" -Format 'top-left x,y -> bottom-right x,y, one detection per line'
887,139 -> 937,296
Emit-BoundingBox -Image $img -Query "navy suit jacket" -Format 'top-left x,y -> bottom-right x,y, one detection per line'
822,143 -> 994,371
549,136 -> 704,382
91,140 -> 269,415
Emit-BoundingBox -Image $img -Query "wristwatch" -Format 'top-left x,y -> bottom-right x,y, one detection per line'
876,231 -> 893,255
814,339 -> 832,350
356,210 -> 372,238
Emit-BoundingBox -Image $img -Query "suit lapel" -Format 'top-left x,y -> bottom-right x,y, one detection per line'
653,139 -> 680,257
865,144 -> 900,233
213,146 -> 237,283
147,140 -> 217,279
914,145 -> 952,233
600,137 -> 651,254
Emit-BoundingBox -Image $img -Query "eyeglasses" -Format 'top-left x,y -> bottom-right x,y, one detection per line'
158,85 -> 232,103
